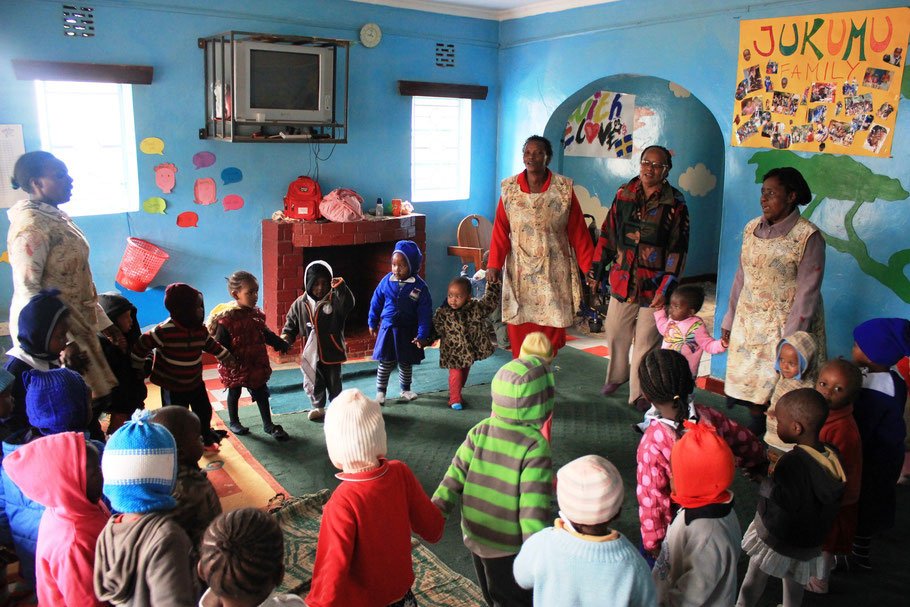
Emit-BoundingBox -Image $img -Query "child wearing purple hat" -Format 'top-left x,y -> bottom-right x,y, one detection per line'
850,317 -> 910,570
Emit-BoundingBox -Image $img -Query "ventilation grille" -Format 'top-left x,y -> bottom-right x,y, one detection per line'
63,4 -> 95,37
435,43 -> 455,68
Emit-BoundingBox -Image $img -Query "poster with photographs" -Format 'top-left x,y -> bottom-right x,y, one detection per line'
731,7 -> 908,157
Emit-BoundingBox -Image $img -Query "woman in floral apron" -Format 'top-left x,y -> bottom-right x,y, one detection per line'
7,151 -> 119,400
486,135 -> 594,357
721,167 -> 826,435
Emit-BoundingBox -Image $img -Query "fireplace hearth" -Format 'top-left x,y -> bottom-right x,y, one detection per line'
261,214 -> 427,363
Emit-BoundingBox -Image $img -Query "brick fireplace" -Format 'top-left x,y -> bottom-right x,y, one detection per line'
261,214 -> 427,363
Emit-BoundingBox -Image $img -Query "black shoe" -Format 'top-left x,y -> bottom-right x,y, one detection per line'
265,424 -> 290,441
229,422 -> 250,435
212,429 -> 229,440
848,553 -> 872,571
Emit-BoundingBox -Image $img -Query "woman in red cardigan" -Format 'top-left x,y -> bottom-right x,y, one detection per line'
486,135 -> 593,357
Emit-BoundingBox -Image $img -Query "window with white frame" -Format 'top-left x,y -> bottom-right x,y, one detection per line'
34,80 -> 138,216
410,96 -> 471,202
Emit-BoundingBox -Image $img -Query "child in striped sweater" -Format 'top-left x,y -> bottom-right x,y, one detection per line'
433,357 -> 554,606
131,283 -> 234,450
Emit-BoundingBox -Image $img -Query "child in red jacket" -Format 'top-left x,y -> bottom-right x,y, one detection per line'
209,271 -> 290,440
306,389 -> 444,607
806,358 -> 863,593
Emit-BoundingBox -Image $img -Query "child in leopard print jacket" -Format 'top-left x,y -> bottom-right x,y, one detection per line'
432,276 -> 501,410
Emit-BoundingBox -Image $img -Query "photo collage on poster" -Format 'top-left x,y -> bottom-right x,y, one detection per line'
731,7 -> 908,157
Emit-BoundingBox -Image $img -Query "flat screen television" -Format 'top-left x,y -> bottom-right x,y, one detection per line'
233,41 -> 334,124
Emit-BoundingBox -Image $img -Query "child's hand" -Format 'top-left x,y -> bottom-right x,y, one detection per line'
331,277 -> 343,288
461,264 -> 469,274
103,325 -> 128,352
412,337 -> 430,349
62,342 -> 89,373
369,326 -> 376,338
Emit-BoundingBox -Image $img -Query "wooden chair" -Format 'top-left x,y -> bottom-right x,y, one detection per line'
447,214 -> 493,271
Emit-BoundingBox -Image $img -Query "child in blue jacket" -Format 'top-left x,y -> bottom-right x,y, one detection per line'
368,240 -> 433,404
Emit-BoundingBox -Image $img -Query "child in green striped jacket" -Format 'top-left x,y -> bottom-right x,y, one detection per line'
432,357 -> 554,606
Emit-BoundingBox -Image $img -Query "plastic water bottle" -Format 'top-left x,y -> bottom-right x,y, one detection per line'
375,197 -> 383,217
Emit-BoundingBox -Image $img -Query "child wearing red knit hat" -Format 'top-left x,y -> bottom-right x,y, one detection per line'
653,421 -> 741,607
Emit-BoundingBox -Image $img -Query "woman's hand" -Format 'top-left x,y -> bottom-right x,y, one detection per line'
486,268 -> 500,284
649,292 -> 666,309
721,329 -> 731,348
103,325 -> 127,352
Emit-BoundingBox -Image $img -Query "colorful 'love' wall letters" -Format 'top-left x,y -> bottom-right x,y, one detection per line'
563,91 -> 635,158
732,7 -> 909,157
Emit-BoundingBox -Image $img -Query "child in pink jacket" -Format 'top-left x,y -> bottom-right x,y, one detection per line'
654,285 -> 727,378
636,350 -> 766,560
4,432 -> 108,606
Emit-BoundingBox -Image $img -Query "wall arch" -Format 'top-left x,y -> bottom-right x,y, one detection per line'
542,74 -> 725,279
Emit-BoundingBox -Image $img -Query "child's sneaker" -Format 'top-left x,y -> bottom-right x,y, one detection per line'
265,424 -> 290,441
450,402 -> 463,411
399,390 -> 418,402
229,422 -> 250,435
376,392 -> 386,406
307,407 -> 326,421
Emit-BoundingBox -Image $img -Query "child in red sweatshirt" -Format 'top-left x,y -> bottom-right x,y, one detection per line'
307,389 -> 444,607
4,432 -> 109,606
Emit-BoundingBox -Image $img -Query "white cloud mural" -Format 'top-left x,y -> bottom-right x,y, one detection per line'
678,163 -> 717,197
669,82 -> 691,98
573,184 -> 608,228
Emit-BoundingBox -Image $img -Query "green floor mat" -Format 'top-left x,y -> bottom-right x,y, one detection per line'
265,347 -> 513,414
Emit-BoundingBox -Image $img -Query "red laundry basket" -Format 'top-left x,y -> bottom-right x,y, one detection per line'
115,237 -> 170,292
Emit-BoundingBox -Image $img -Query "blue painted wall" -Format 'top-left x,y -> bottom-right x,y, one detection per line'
0,0 -> 499,327
496,0 -> 910,376
541,74 -> 725,278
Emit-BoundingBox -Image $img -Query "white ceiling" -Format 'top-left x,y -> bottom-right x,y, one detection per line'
352,0 -> 620,21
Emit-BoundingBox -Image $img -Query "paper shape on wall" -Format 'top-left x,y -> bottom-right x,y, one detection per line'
731,7 -> 909,157
139,137 -> 165,155
193,178 -> 217,205
154,163 -> 177,193
563,91 -> 635,158
142,197 -> 167,214
192,151 -> 216,169
176,211 -> 199,228
678,163 -> 718,197
0,250 -> 9,264
221,167 -> 242,185
223,194 -> 244,211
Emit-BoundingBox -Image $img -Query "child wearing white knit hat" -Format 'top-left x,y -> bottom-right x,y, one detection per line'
514,455 -> 656,606
307,389 -> 444,607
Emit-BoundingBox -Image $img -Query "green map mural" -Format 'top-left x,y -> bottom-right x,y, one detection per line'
748,150 -> 910,302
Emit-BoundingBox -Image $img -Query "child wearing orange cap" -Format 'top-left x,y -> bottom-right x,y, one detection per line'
653,422 -> 741,607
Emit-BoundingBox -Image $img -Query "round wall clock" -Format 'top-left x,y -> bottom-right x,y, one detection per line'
359,23 -> 382,48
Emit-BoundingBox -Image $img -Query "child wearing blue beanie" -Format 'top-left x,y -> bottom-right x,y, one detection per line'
3,289 -> 70,432
850,317 -> 910,570
93,411 -> 197,605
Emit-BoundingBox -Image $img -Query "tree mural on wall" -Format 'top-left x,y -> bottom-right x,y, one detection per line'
748,150 -> 910,303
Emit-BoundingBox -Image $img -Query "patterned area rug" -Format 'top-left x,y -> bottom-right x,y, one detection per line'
273,490 -> 485,606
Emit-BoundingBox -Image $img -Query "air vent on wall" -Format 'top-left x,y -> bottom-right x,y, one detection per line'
63,4 -> 95,37
435,43 -> 455,68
